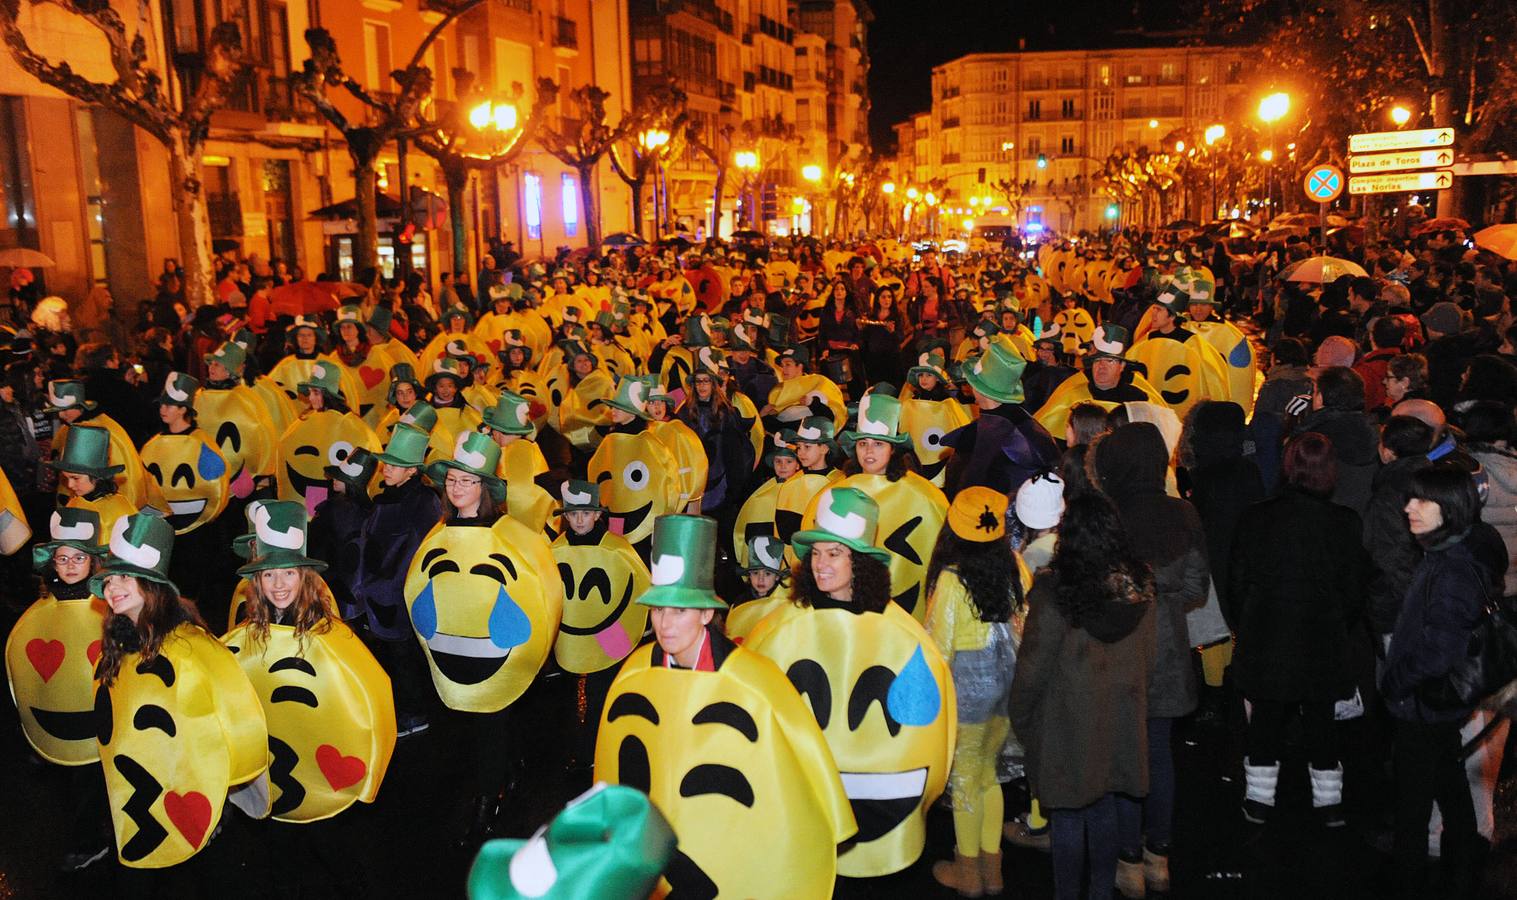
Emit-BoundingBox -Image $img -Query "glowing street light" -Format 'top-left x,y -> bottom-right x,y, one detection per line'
1258,92 -> 1291,124
792,196 -> 806,211
968,196 -> 980,207
801,164 -> 823,183
906,186 -> 920,200
923,192 -> 938,206
1259,148 -> 1274,162
734,150 -> 759,171
961,217 -> 975,232
1390,105 -> 1412,127
1148,119 -> 1159,129
881,181 -> 896,195
469,99 -> 519,132
1204,124 -> 1225,145
1174,140 -> 1186,152
638,128 -> 671,152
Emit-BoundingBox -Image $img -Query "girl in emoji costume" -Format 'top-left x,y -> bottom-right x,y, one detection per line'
723,534 -> 791,643
481,391 -> 556,534
142,372 -> 230,535
277,361 -> 382,518
923,488 -> 1025,897
323,304 -> 395,428
196,341 -> 280,500
52,422 -> 137,538
406,432 -> 563,848
747,487 -> 956,878
269,317 -> 365,413
594,514 -> 856,899
45,378 -> 165,514
643,381 -> 707,512
91,511 -> 269,871
6,508 -> 112,871
222,501 -> 396,892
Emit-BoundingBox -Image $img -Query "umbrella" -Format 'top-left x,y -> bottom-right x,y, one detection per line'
1473,224 -> 1517,260
1413,216 -> 1471,236
269,281 -> 341,316
657,235 -> 694,250
601,232 -> 647,247
1281,256 -> 1368,284
730,229 -> 766,242
0,248 -> 56,268
1161,219 -> 1199,231
1270,213 -> 1320,229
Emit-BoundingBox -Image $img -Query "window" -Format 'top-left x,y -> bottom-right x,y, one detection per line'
1097,64 -> 1111,86
1026,99 -> 1040,120
363,22 -> 391,91
1060,135 -> 1075,155
1027,135 -> 1041,156
561,173 -> 578,237
462,35 -> 480,77
1061,98 -> 1075,118
524,172 -> 542,240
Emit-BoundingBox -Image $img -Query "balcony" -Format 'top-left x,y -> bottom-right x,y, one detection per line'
940,86 -> 960,100
499,0 -> 532,10
1156,73 -> 1185,85
941,152 -> 962,164
552,16 -> 578,50
718,80 -> 737,103
941,116 -> 960,129
1057,77 -> 1085,89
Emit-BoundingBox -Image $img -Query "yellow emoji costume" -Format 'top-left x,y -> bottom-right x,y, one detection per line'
140,431 -> 230,534
900,397 -> 973,488
550,525 -> 650,674
586,433 -> 681,547
195,385 -> 279,499
0,466 -> 31,554
277,409 -> 381,516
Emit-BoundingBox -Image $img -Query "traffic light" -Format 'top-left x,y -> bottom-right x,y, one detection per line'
760,184 -> 777,221
1036,154 -> 1048,169
1105,204 -> 1120,220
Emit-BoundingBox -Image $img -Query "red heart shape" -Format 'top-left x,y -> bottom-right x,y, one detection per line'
488,340 -> 502,353
358,366 -> 385,389
26,639 -> 64,682
87,640 -> 102,667
164,791 -> 211,848
315,744 -> 367,791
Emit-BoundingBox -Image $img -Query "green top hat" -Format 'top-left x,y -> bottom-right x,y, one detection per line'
232,328 -> 256,350
962,335 -> 1027,404
297,360 -> 344,398
204,341 -> 247,376
972,320 -> 1002,341
789,486 -> 892,564
156,371 -> 201,408
388,363 -> 421,404
366,304 -> 394,337
637,514 -> 726,609
742,535 -> 787,575
332,304 -> 366,340
793,416 -> 836,448
766,313 -> 791,348
1087,324 -> 1131,362
375,424 -> 431,468
443,338 -> 478,365
691,347 -> 727,377
779,345 -> 810,367
289,316 -> 327,346
439,305 -> 475,330
559,340 -> 598,368
235,500 -> 328,576
89,509 -> 178,595
644,381 -> 672,410
50,424 -> 124,480
397,401 -> 438,432
906,348 -> 952,386
683,315 -> 714,348
561,305 -> 584,325
482,390 -> 536,436
741,308 -> 768,329
554,479 -> 607,515
763,431 -> 798,468
32,507 -> 108,571
839,391 -> 912,448
467,784 -> 675,900
43,380 -> 96,415
426,432 -> 507,505
727,323 -> 758,352
496,332 -> 533,367
325,446 -> 377,495
593,376 -> 652,420
427,358 -> 468,392
1033,321 -> 1063,347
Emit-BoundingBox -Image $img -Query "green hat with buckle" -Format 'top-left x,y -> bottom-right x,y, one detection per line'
839,391 -> 913,449
297,360 -> 343,398
375,424 -> 431,468
741,534 -> 787,575
554,479 -> 608,515
89,509 -> 177,595
235,499 -> 328,575
33,507 -> 108,571
397,400 -> 438,433
763,431 -> 799,468
637,514 -> 726,609
789,486 -> 892,564
683,315 -> 714,348
325,445 -> 378,495
793,416 -> 836,449
439,305 -> 475,330
559,340 -> 598,368
466,783 -> 675,900
482,390 -> 536,436
156,371 -> 200,408
388,363 -> 422,404
332,304 -> 366,340
1087,323 -> 1131,362
779,345 -> 810,368
427,357 -> 468,393
906,348 -> 953,386
962,334 -> 1027,404
204,341 -> 247,376
727,322 -> 759,352
50,424 -> 123,480
496,331 -> 533,367
691,346 -> 727,377
426,431 -> 506,504
593,375 -> 652,419
289,316 -> 327,346
366,304 -> 394,337
43,380 -> 96,415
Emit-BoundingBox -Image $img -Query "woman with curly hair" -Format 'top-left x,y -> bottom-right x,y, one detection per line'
1010,490 -> 1157,900
925,487 -> 1025,897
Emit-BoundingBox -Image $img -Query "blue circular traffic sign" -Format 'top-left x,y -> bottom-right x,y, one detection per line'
1304,165 -> 1345,203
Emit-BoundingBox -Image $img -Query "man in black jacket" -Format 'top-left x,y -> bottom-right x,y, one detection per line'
73,342 -> 155,446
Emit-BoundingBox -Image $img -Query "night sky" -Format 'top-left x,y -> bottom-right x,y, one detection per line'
866,0 -> 1193,150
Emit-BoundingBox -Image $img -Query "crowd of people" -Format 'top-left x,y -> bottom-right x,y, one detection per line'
1,208 -> 1515,899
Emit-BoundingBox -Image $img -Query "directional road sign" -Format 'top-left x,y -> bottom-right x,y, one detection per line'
1348,127 -> 1455,154
1304,165 -> 1345,203
1348,148 -> 1456,174
1348,170 -> 1454,195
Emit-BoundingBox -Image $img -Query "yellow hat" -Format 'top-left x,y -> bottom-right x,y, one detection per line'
946,486 -> 1009,542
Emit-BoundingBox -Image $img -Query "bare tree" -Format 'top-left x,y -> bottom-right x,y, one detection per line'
0,0 -> 247,308
534,79 -> 641,249
607,80 -> 688,240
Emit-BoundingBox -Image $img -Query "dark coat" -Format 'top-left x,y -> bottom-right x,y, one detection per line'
351,477 -> 443,641
942,403 -> 1060,499
1009,573 -> 1156,809
1363,455 -> 1427,634
1381,534 -> 1500,723
1228,489 -> 1371,702
80,366 -> 156,447
1295,406 -> 1379,517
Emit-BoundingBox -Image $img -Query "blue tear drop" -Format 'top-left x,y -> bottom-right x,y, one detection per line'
197,443 -> 227,480
487,584 -> 531,649
887,646 -> 940,727
412,580 -> 438,639
1228,339 -> 1253,369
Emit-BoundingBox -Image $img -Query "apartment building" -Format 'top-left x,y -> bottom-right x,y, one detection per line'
912,44 -> 1253,233
790,0 -> 870,165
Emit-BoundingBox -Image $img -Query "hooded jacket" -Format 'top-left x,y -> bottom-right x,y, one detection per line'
1469,442 -> 1517,598
1092,422 -> 1209,718
351,475 -> 444,641
1295,405 -> 1379,516
1180,401 -> 1265,611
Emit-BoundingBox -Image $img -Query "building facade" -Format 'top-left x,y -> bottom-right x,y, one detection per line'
908,44 -> 1254,234
2,0 -> 634,317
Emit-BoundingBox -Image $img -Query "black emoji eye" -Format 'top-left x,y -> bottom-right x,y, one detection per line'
216,421 -> 242,453
618,736 -> 650,793
679,765 -> 754,807
132,704 -> 176,736
786,660 -> 832,730
94,684 -> 113,745
269,657 -> 317,676
145,462 -> 164,485
884,517 -> 924,565
271,686 -> 319,707
293,445 -> 319,457
848,665 -> 902,736
135,654 -> 176,687
171,463 -> 194,488
578,568 -> 612,605
692,702 -> 758,742
608,692 -> 659,725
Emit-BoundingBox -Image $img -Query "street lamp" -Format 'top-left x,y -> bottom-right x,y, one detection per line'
639,128 -> 671,152
1259,149 -> 1274,162
1258,92 -> 1290,215
469,99 -> 519,132
1391,105 -> 1412,127
1148,119 -> 1159,129
733,150 -> 760,229
906,186 -> 920,200
1204,124 -> 1225,145
801,164 -> 823,183
881,181 -> 896,195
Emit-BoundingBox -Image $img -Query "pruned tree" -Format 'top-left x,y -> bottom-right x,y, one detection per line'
686,115 -> 796,237
534,79 -> 640,249
608,80 -> 688,240
0,0 -> 247,308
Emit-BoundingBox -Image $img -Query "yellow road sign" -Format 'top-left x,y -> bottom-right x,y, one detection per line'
1347,170 -> 1454,195
1348,128 -> 1455,154
1348,148 -> 1456,174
